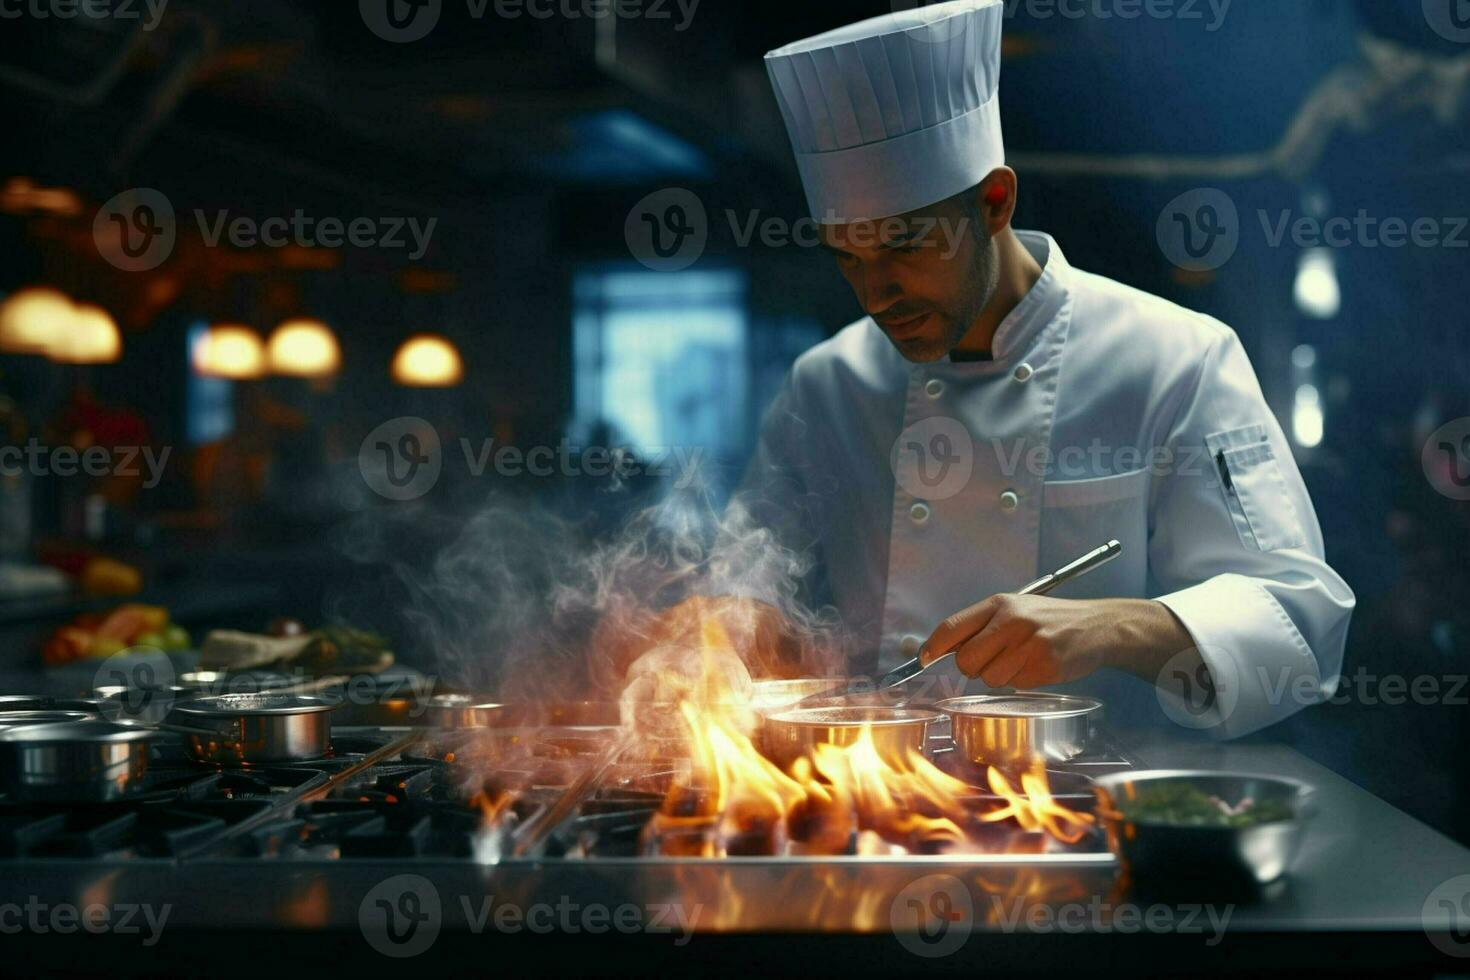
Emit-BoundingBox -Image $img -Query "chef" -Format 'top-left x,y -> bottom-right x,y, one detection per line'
648,0 -> 1354,737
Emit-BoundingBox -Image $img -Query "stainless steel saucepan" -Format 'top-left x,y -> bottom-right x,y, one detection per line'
170,693 -> 338,765
762,705 -> 943,770
936,692 -> 1102,767
0,719 -> 159,801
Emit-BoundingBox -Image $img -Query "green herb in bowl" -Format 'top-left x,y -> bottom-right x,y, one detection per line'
1115,781 -> 1296,828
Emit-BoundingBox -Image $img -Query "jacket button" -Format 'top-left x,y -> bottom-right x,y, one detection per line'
900,635 -> 921,657
1014,363 -> 1034,383
909,502 -> 931,525
925,379 -> 945,398
999,490 -> 1019,512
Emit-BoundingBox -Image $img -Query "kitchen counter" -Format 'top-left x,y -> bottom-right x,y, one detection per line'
7,734 -> 1470,976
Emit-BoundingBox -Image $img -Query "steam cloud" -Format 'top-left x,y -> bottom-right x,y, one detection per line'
331,472 -> 848,706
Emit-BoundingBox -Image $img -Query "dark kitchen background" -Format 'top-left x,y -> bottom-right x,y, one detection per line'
1,0 -> 1467,843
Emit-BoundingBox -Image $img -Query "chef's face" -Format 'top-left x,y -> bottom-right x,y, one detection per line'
820,190 -> 999,362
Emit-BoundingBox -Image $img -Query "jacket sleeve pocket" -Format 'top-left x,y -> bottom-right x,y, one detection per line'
1206,425 -> 1306,553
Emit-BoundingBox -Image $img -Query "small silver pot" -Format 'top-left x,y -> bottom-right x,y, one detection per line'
0,720 -> 158,801
422,694 -> 504,729
937,693 -> 1102,767
172,693 -> 338,765
762,705 -> 942,770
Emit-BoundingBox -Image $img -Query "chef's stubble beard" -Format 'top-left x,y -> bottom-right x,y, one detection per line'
931,220 -> 1000,358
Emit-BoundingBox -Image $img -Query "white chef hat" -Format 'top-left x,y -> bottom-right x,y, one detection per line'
764,0 -> 1005,224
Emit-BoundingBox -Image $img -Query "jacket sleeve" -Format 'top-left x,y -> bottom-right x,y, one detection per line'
1149,329 -> 1355,738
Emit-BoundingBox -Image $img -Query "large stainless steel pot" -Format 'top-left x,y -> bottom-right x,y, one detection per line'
0,719 -> 158,801
762,705 -> 942,770
171,693 -> 337,765
936,693 -> 1102,767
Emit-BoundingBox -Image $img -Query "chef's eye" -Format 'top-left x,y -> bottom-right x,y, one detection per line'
883,237 -> 923,254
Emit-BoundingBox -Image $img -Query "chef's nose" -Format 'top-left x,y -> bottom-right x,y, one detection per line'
855,261 -> 900,314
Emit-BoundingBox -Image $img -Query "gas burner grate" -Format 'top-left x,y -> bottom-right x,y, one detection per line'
0,800 -> 276,859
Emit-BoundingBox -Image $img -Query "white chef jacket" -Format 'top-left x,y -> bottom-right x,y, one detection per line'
737,231 -> 1354,738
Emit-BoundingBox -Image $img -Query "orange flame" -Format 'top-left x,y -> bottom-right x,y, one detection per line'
632,616 -> 1094,856
978,760 -> 1095,843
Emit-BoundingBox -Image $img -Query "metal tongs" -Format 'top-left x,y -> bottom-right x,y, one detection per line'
877,540 -> 1123,691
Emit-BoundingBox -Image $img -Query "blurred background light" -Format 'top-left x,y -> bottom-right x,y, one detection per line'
47,304 -> 121,364
0,286 -> 75,355
267,318 -> 341,378
194,324 -> 267,380
391,334 -> 463,387
1294,248 -> 1341,320
1292,382 -> 1325,449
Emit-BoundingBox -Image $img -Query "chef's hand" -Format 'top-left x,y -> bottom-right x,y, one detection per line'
918,594 -> 1202,689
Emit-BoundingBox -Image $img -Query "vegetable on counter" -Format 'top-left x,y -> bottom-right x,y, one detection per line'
79,557 -> 143,597
1113,781 -> 1296,828
42,604 -> 191,665
200,624 -> 393,677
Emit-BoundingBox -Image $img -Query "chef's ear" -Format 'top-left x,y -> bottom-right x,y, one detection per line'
973,168 -> 1018,233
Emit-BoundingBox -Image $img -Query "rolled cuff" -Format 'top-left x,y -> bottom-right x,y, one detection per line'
1156,574 -> 1327,740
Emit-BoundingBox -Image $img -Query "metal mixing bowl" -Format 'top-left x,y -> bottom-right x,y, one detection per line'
1092,769 -> 1317,886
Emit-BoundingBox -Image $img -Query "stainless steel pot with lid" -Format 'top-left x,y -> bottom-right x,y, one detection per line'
171,693 -> 338,765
